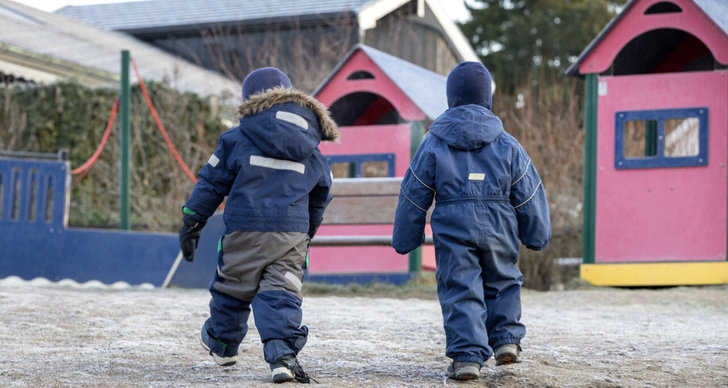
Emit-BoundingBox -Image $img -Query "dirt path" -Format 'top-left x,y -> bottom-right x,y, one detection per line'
1,278 -> 726,387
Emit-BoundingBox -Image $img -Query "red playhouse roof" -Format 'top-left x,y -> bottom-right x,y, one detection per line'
314,44 -> 448,124
567,0 -> 728,76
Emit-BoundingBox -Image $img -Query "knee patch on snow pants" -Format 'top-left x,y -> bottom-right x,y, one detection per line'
213,231 -> 308,301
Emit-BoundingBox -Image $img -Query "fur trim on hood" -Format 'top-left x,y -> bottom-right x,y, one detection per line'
238,87 -> 339,142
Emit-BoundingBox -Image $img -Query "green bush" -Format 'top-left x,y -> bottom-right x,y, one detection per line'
0,80 -> 230,231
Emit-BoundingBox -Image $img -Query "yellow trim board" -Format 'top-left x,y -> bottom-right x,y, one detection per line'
581,262 -> 728,286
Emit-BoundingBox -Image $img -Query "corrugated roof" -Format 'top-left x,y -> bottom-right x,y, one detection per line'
57,0 -> 374,31
567,0 -> 728,76
315,44 -> 447,121
0,0 -> 239,99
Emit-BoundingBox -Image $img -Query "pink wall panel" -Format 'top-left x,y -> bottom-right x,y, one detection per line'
421,224 -> 436,271
594,71 -> 728,262
308,225 -> 408,273
319,124 -> 411,176
579,0 -> 728,74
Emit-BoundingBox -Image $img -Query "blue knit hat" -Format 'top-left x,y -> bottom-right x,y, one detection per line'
446,61 -> 492,110
241,67 -> 292,101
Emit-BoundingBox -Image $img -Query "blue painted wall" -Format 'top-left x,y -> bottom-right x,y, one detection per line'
0,158 -> 178,286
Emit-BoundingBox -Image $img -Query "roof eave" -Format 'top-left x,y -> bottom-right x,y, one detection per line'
121,11 -> 357,37
566,0 -> 637,77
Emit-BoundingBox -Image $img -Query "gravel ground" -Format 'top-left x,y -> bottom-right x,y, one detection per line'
0,277 -> 726,387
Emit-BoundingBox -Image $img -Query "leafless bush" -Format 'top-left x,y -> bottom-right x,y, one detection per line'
495,73 -> 585,290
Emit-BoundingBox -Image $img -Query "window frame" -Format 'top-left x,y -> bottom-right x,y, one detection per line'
326,153 -> 395,178
614,107 -> 708,169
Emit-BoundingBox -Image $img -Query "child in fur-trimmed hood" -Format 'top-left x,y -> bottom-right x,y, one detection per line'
179,67 -> 338,383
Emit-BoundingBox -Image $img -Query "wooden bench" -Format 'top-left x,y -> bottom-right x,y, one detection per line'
310,177 -> 433,247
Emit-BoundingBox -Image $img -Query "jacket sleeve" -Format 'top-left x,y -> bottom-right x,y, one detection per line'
509,144 -> 551,251
184,133 -> 237,220
392,138 -> 436,254
308,162 -> 333,238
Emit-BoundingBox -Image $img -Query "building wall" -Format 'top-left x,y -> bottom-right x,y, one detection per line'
363,2 -> 459,76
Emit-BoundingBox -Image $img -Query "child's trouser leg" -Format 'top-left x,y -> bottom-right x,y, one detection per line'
205,288 -> 251,357
484,283 -> 525,348
207,231 -> 307,359
481,247 -> 526,349
434,233 -> 490,365
254,291 -> 308,363
253,233 -> 309,363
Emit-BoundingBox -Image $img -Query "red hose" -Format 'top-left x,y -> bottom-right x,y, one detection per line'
131,59 -> 198,183
71,98 -> 119,185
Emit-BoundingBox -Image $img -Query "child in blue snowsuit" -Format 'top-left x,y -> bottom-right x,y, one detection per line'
392,62 -> 551,380
178,67 -> 338,383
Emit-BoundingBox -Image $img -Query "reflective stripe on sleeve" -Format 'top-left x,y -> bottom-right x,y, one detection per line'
514,181 -> 542,209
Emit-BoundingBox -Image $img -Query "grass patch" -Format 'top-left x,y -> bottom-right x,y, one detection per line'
303,272 -> 438,299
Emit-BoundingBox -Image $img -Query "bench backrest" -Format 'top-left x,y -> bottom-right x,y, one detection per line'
323,177 -> 403,225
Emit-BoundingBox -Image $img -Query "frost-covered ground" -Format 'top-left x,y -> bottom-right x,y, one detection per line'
1,277 -> 727,387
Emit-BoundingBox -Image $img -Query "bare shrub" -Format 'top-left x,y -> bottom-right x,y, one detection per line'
495,73 -> 585,290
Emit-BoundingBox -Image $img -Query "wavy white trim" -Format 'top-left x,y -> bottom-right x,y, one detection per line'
511,160 -> 531,186
410,166 -> 434,191
250,155 -> 305,174
514,181 -> 542,209
403,190 -> 428,213
0,276 -> 155,289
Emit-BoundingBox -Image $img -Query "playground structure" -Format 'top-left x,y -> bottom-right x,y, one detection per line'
0,45 -> 447,287
0,151 -> 179,286
0,151 -> 430,287
309,44 -> 447,275
568,0 -> 728,286
178,45 -> 447,286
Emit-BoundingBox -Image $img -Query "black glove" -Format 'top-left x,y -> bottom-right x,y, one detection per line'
307,221 -> 321,240
179,214 -> 206,262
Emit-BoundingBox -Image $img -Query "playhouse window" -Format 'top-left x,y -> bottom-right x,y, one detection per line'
327,154 -> 395,178
644,2 -> 682,14
27,168 -> 38,222
330,162 -> 355,178
623,119 -> 658,158
329,92 -> 402,125
11,167 -> 20,221
347,71 -> 375,80
44,175 -> 54,223
615,107 -> 708,169
0,171 -> 3,219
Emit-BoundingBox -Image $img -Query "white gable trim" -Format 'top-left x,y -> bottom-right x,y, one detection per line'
425,0 -> 479,62
357,0 -> 410,30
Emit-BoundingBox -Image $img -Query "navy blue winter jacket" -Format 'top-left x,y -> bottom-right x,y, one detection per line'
185,87 -> 339,236
392,104 -> 551,254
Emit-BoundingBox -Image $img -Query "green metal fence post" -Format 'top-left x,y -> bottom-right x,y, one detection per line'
120,50 -> 131,230
408,121 -> 425,273
583,74 -> 598,264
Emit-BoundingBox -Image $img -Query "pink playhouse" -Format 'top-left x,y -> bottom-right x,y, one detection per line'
307,44 -> 447,278
568,0 -> 728,286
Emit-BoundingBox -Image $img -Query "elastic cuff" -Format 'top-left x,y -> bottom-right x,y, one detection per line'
450,355 -> 484,366
491,337 -> 522,349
